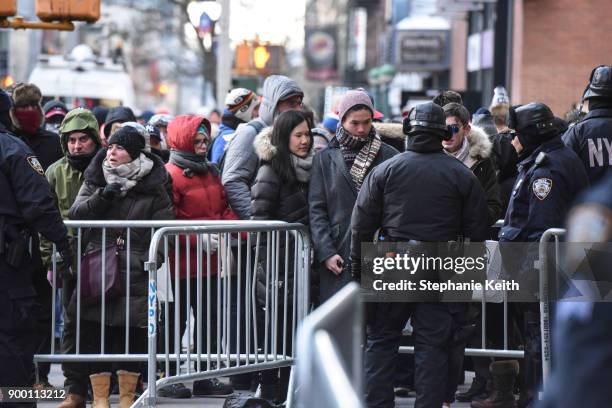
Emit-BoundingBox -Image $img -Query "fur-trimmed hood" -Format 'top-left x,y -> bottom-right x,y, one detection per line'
373,122 -> 405,141
253,125 -> 315,162
253,126 -> 276,161
466,125 -> 493,161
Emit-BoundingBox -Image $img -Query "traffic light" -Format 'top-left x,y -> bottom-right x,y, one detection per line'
233,41 -> 285,76
1,75 -> 14,88
253,45 -> 270,70
0,0 -> 17,17
36,0 -> 100,23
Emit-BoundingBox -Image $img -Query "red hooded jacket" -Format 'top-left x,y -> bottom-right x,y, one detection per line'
165,115 -> 238,278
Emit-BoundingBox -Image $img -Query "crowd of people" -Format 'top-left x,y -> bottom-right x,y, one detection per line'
0,64 -> 611,408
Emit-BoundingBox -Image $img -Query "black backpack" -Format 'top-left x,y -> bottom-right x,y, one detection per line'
217,120 -> 266,174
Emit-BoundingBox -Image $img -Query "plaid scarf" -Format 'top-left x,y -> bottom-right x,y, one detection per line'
336,126 -> 381,191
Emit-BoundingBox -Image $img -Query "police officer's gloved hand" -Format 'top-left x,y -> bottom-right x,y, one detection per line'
101,182 -> 123,200
55,243 -> 74,279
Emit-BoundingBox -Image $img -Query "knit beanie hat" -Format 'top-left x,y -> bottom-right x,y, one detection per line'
225,88 -> 258,122
337,90 -> 374,122
120,121 -> 151,152
107,126 -> 145,160
491,86 -> 510,106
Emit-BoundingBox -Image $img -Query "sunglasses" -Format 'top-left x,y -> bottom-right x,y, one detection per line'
448,124 -> 462,135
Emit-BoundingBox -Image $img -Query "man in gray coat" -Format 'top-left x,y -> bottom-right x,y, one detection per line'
221,75 -> 304,219
309,90 -> 399,304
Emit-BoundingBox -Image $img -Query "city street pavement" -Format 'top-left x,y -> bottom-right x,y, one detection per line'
39,364 -> 476,407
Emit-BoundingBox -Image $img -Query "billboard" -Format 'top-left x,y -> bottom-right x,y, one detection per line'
394,29 -> 450,72
305,26 -> 338,80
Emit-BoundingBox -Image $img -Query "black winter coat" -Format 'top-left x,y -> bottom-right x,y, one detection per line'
563,106 -> 612,185
461,125 -> 502,226
497,131 -> 519,215
250,127 -> 311,307
68,149 -> 174,327
15,128 -> 63,172
250,164 -> 309,224
309,135 -> 399,303
350,131 -> 489,280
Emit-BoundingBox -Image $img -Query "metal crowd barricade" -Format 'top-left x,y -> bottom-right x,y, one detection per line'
537,227 -> 565,393
38,220 -> 250,369
290,282 -> 363,408
38,220 -> 310,408
135,222 -> 310,408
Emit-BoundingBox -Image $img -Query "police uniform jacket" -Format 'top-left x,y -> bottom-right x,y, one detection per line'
563,103 -> 612,185
0,123 -> 68,293
350,130 -> 489,281
499,137 -> 589,243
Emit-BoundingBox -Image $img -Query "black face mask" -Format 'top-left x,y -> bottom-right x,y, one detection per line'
67,150 -> 98,172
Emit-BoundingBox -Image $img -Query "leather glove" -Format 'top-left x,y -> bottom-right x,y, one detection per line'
58,248 -> 74,270
101,182 -> 122,200
55,243 -> 74,279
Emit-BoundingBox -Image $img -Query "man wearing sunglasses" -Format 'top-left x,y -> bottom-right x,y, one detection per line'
443,103 -> 502,227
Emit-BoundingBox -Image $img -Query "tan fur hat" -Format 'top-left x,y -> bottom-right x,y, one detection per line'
11,83 -> 43,110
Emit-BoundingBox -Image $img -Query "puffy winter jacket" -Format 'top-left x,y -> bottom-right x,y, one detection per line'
250,126 -> 310,224
165,115 -> 239,278
250,126 -> 312,308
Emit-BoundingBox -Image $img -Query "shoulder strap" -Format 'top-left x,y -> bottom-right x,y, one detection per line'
246,119 -> 265,134
218,120 -> 265,174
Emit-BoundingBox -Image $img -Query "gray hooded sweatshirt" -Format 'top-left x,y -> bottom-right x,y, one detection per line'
221,75 -> 303,219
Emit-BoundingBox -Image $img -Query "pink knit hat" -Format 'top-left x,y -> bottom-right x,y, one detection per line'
337,90 -> 374,122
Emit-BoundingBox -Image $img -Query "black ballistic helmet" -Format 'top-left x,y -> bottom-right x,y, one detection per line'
584,65 -> 612,100
508,102 -> 556,137
403,101 -> 451,140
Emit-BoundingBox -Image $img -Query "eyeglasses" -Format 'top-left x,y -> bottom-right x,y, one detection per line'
193,136 -> 208,146
283,97 -> 303,109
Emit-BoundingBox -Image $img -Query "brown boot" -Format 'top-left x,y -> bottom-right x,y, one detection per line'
89,372 -> 111,408
117,370 -> 140,408
471,360 -> 519,408
57,393 -> 86,408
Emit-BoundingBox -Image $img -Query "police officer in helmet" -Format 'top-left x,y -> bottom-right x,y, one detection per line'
0,88 -> 71,402
501,103 -> 588,243
563,65 -> 612,184
494,102 -> 588,408
351,102 -> 488,407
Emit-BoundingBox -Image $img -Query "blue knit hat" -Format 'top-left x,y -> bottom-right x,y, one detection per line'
322,114 -> 339,134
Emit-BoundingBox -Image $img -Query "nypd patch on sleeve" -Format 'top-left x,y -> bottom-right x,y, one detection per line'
532,178 -> 552,200
27,156 -> 45,175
